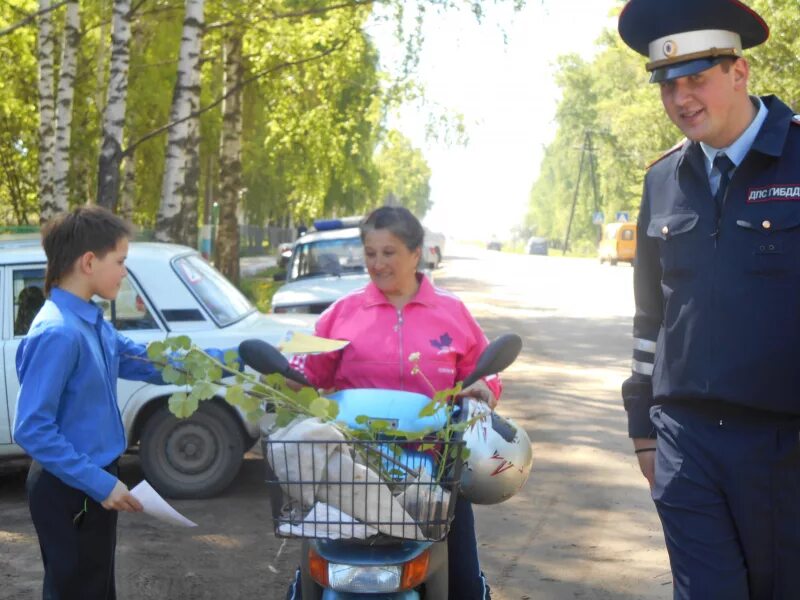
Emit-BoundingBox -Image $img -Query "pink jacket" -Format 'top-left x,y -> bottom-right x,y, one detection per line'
291,275 -> 502,400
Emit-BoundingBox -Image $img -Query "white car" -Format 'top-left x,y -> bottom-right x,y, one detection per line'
0,239 -> 314,498
272,220 -> 435,314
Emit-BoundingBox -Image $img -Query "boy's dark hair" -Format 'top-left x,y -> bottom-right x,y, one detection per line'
360,206 -> 425,252
42,206 -> 132,294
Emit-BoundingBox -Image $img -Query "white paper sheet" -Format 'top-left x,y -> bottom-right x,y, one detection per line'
278,331 -> 349,354
130,480 -> 197,528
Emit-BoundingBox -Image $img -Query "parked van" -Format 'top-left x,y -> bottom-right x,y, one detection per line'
599,222 -> 636,265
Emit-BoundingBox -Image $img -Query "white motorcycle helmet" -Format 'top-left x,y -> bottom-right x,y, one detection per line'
456,398 -> 533,505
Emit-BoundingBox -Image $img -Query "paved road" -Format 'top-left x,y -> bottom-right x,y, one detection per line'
0,244 -> 671,599
440,244 -> 670,599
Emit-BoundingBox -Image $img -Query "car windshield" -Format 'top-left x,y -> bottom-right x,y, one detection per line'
173,255 -> 254,326
289,235 -> 366,281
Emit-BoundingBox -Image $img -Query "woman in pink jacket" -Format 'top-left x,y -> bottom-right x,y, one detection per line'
287,206 -> 499,600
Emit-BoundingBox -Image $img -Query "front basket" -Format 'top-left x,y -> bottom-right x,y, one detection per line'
261,438 -> 464,541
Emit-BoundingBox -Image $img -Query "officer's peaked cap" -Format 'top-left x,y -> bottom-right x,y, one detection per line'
618,0 -> 769,83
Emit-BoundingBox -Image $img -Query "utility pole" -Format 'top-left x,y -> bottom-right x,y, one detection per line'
586,132 -> 602,244
562,130 -> 601,255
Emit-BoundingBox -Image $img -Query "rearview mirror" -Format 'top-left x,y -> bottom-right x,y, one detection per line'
461,334 -> 522,389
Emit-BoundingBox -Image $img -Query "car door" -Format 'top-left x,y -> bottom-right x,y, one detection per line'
3,264 -> 47,445
0,265 -> 8,445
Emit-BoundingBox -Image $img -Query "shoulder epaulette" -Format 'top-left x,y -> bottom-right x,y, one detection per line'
792,115 -> 800,126
646,139 -> 687,170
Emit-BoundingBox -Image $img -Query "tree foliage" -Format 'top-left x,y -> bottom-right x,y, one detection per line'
2,0 -> 528,234
374,129 -> 432,215
0,2 -> 39,224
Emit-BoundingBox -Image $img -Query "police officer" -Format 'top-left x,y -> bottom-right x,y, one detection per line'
618,0 -> 800,597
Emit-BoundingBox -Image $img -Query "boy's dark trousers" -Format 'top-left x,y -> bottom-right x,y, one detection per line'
26,461 -> 119,600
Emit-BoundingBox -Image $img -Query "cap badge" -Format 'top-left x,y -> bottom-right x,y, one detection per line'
662,40 -> 678,58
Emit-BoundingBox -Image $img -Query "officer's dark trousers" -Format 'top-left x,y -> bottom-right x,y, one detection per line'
26,461 -> 118,600
285,496 -> 491,599
651,401 -> 800,600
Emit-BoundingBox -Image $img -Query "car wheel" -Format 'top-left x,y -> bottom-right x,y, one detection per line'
609,259 -> 618,266
434,248 -> 442,267
139,401 -> 245,499
599,257 -> 604,264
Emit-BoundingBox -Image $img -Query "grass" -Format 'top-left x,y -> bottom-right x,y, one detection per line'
239,266 -> 283,313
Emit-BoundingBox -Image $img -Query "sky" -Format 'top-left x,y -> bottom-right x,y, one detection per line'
367,0 -> 619,241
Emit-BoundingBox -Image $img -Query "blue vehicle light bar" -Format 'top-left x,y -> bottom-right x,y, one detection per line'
313,216 -> 363,231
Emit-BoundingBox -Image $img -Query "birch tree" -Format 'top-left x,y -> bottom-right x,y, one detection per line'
179,17 -> 205,249
180,112 -> 201,247
96,0 -> 132,211
37,0 -> 57,221
155,0 -> 204,243
215,29 -> 243,284
52,0 -> 79,211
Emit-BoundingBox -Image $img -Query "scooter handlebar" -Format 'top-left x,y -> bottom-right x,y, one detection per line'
238,338 -> 312,387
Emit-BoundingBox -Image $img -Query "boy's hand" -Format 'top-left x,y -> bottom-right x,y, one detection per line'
102,479 -> 144,513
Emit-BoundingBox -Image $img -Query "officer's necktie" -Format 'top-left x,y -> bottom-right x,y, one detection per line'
713,153 -> 735,211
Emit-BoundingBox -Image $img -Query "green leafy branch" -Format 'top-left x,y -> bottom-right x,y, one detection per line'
142,336 -> 339,426
141,337 -> 485,485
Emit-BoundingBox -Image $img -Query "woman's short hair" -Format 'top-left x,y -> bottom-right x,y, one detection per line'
360,206 -> 424,252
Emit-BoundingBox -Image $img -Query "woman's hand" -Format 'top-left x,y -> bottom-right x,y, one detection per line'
456,380 -> 497,410
284,377 -> 303,392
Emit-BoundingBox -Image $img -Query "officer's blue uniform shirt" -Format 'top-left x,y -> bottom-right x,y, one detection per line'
13,288 -> 165,502
623,95 -> 800,438
701,96 -> 768,193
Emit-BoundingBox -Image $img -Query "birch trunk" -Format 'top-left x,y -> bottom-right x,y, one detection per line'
179,15 -> 204,249
215,31 -> 243,285
96,0 -> 132,211
37,0 -> 57,222
52,0 -> 80,211
181,112 -> 201,248
155,0 -> 204,243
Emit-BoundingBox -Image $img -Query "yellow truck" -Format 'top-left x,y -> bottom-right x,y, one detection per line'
598,222 -> 636,266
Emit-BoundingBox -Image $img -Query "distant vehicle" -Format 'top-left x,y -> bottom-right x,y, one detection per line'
272,218 -> 435,315
526,236 -> 548,256
424,228 -> 446,268
0,239 -> 315,498
487,239 -> 503,251
599,222 -> 637,265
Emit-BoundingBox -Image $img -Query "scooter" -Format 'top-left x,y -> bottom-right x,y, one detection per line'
238,334 -> 522,599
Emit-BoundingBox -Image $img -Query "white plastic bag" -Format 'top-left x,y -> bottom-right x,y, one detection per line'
267,418 -> 345,507
319,450 -> 423,539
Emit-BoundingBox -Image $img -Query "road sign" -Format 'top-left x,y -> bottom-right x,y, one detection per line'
592,211 -> 604,225
616,211 -> 629,223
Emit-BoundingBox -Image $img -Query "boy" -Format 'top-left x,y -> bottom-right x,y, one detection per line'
15,206 -> 162,599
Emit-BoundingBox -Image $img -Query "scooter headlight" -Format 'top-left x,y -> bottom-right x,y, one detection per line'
328,564 -> 402,593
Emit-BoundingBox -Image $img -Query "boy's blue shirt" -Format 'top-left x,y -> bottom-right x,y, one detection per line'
13,287 -> 165,502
